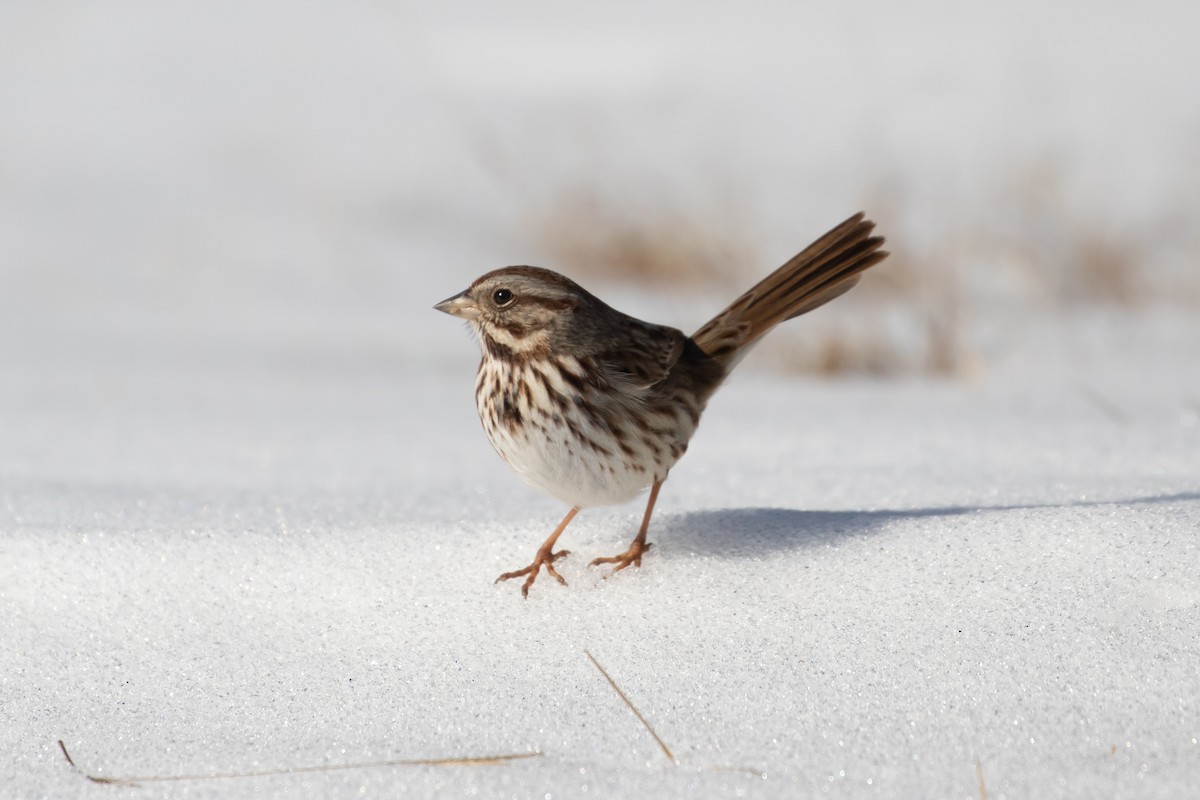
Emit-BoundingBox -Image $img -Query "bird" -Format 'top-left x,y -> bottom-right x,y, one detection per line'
435,212 -> 887,596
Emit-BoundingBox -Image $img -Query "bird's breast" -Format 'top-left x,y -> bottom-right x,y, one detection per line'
473,354 -> 696,508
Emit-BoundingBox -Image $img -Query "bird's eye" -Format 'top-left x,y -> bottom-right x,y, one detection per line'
492,288 -> 514,306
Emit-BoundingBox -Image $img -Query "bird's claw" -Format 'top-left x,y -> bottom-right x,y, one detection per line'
495,548 -> 571,598
590,540 -> 652,575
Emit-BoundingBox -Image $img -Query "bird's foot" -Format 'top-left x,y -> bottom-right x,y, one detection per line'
590,539 -> 652,574
495,546 -> 571,598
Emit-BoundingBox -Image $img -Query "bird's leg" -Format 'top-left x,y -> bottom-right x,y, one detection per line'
591,479 -> 663,573
495,506 -> 579,598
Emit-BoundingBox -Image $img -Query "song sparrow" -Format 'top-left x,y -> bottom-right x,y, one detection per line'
435,212 -> 887,596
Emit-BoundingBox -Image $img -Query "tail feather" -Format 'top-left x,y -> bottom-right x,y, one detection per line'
691,213 -> 887,368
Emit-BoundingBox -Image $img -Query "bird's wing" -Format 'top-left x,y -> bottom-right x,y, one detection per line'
590,319 -> 687,391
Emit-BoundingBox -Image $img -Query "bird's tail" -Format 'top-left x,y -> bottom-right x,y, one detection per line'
691,212 -> 887,369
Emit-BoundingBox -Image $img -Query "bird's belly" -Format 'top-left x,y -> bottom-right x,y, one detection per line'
481,409 -> 661,508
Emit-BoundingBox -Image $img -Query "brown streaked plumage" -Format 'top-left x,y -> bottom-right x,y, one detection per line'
435,212 -> 887,596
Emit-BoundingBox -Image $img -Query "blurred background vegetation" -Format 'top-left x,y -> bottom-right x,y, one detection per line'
1,1 -> 1196,379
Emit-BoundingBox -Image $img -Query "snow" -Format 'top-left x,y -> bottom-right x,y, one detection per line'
4,307 -> 1198,798
3,1 -> 1200,798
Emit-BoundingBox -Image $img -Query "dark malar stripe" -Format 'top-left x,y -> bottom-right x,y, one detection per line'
492,318 -> 529,338
482,334 -> 515,360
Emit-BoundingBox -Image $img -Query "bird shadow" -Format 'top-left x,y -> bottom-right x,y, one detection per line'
656,491 -> 1200,559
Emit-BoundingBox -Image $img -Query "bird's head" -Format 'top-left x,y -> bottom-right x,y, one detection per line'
434,267 -> 589,357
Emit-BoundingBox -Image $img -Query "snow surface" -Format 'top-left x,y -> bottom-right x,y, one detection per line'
3,2 -> 1200,798
6,299 -> 1199,799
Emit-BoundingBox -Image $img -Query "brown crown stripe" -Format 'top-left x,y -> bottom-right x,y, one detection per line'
470,265 -> 568,286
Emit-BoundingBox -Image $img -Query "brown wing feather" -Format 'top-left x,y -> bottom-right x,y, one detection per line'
592,320 -> 686,390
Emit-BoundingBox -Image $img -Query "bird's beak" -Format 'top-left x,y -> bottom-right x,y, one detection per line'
434,290 -> 479,319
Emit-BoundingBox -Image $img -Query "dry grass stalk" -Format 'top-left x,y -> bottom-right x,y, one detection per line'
57,739 -> 539,786
975,754 -> 989,800
584,650 -> 677,764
